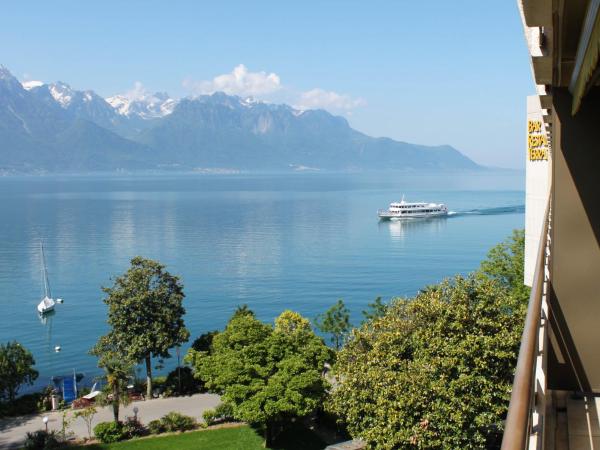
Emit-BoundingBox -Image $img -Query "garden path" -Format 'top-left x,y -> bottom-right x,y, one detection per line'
0,393 -> 221,449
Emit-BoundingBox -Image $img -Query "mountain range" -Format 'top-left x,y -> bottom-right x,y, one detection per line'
0,65 -> 480,173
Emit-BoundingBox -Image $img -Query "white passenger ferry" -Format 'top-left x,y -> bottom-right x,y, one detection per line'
378,198 -> 448,220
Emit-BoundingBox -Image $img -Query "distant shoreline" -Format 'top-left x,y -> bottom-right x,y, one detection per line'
0,166 -> 524,178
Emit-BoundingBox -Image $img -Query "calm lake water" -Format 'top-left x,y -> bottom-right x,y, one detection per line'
0,170 -> 524,386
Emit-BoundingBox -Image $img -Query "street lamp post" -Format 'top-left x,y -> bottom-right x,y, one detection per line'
133,406 -> 139,422
42,416 -> 49,432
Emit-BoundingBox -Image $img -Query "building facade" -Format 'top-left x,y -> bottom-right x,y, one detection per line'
504,1 -> 600,449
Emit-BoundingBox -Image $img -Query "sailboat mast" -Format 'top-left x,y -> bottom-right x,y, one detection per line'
41,242 -> 51,298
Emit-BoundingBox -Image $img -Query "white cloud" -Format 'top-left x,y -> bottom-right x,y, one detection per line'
123,81 -> 149,101
183,64 -> 365,115
295,88 -> 365,113
183,64 -> 281,97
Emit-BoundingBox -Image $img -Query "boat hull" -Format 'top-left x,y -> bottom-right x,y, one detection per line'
37,305 -> 55,314
378,211 -> 448,220
38,297 -> 56,314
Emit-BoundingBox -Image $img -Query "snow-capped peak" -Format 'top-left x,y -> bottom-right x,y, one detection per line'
21,80 -> 44,90
106,94 -> 128,110
106,83 -> 176,119
49,82 -> 75,107
241,96 -> 259,107
159,98 -> 177,116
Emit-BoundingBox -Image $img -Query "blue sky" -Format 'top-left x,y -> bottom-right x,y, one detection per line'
1,1 -> 533,168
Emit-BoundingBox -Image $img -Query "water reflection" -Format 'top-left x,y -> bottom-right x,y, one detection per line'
38,309 -> 55,326
0,173 -> 524,385
38,310 -> 57,378
380,217 -> 448,240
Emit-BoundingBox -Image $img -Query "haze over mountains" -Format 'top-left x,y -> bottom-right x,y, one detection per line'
0,65 -> 480,173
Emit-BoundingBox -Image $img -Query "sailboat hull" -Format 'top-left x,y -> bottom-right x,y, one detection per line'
38,296 -> 56,314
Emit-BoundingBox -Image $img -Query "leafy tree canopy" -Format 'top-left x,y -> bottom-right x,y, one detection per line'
191,331 -> 219,354
100,256 -> 190,398
329,274 -> 527,449
480,229 -> 529,302
231,304 -> 255,320
361,296 -> 387,323
315,299 -> 351,350
187,309 -> 332,445
274,310 -> 311,334
0,341 -> 38,403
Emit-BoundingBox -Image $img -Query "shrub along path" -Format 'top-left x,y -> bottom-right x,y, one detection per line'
0,393 -> 221,449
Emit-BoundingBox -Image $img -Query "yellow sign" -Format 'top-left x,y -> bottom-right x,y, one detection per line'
527,120 -> 548,161
529,147 -> 548,161
528,120 -> 542,133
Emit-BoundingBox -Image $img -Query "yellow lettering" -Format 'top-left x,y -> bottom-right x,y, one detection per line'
529,147 -> 548,161
528,120 -> 542,133
526,120 -> 548,162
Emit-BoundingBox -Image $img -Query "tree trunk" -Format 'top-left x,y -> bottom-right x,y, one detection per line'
112,383 -> 120,423
264,422 -> 272,448
145,355 -> 153,399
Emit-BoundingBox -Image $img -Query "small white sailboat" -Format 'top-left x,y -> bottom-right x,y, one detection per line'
37,242 -> 57,315
38,296 -> 55,314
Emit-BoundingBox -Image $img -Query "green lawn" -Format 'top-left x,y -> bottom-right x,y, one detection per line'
80,426 -> 263,450
77,424 -> 327,450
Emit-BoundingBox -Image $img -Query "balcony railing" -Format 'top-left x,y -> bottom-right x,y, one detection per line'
501,198 -> 552,449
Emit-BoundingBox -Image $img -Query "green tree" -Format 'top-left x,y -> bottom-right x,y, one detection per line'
0,341 -> 38,403
189,331 -> 219,390
315,299 -> 351,350
187,309 -> 331,446
274,310 -> 311,334
60,410 -> 73,441
90,336 -> 133,423
361,296 -> 387,323
329,275 -> 526,449
480,229 -> 530,302
74,406 -> 97,440
191,331 -> 218,354
100,257 -> 190,399
231,304 -> 255,319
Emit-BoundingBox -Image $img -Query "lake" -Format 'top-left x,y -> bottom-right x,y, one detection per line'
0,170 -> 524,387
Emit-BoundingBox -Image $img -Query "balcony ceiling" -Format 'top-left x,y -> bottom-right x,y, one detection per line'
522,0 -> 600,113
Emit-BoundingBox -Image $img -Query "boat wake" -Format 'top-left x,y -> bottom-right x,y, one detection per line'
447,205 -> 524,217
